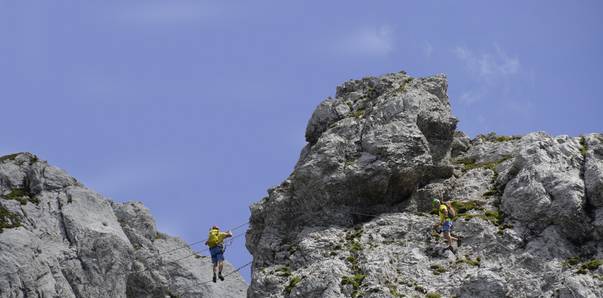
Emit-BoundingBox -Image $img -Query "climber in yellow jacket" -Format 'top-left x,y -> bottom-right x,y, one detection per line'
205,226 -> 233,282
432,198 -> 460,251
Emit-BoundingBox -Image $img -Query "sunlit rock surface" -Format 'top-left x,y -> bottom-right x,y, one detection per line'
0,153 -> 247,298
246,71 -> 603,297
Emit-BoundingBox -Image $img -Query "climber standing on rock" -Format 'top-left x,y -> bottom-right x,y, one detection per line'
205,226 -> 233,283
432,198 -> 460,252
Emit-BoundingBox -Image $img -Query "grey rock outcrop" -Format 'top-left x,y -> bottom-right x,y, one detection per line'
246,72 -> 603,297
0,153 -> 247,298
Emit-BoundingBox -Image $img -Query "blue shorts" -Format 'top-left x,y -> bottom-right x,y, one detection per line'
442,220 -> 453,233
209,245 -> 224,264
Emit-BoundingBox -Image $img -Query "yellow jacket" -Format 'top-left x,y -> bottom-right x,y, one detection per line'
206,228 -> 230,247
439,204 -> 451,223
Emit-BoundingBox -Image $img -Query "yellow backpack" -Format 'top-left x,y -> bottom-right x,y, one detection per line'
206,228 -> 222,247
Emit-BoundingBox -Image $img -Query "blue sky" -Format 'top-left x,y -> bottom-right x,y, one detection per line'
1,1 -> 601,282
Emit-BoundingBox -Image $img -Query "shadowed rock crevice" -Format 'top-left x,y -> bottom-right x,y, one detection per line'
416,110 -> 457,164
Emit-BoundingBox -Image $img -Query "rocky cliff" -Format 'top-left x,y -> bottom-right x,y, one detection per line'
0,153 -> 247,298
246,71 -> 603,297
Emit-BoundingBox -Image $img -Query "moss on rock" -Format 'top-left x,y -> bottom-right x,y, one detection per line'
4,188 -> 39,205
0,205 -> 21,232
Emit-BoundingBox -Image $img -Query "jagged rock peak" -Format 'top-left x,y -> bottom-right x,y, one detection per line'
246,71 -> 603,297
0,152 -> 247,297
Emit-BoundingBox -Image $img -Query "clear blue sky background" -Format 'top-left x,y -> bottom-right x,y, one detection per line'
1,1 -> 601,282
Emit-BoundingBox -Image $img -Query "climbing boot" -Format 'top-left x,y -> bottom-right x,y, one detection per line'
213,274 -> 217,283
219,273 -> 225,281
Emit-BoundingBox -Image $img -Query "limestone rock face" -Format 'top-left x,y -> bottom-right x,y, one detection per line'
246,72 -> 603,297
501,133 -> 590,241
0,153 -> 247,298
585,134 -> 603,207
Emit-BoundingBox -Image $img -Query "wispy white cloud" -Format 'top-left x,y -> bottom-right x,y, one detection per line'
332,25 -> 394,57
459,90 -> 483,105
423,42 -> 434,58
454,44 -> 520,79
453,44 -> 521,105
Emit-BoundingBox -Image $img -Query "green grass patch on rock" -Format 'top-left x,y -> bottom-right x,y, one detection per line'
275,266 -> 292,277
484,209 -> 503,225
346,226 -> 363,240
0,153 -> 39,165
568,257 -> 602,274
497,223 -> 513,235
349,241 -> 362,253
460,255 -> 481,267
346,226 -> 364,253
456,156 -> 511,173
426,292 -> 442,298
452,200 -> 485,214
342,273 -> 367,297
346,255 -> 362,274
483,187 -> 503,197
430,264 -> 447,275
5,188 -> 29,204
342,225 -> 366,296
579,259 -> 602,273
452,200 -> 505,227
341,274 -> 366,289
4,188 -> 39,205
284,275 -> 302,295
352,109 -> 366,119
0,153 -> 20,163
477,132 -> 521,143
562,256 -> 582,269
579,136 -> 588,157
494,135 -> 519,142
386,282 -> 402,297
154,232 -> 168,240
396,77 -> 413,93
459,213 -> 501,226
0,205 -> 21,233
